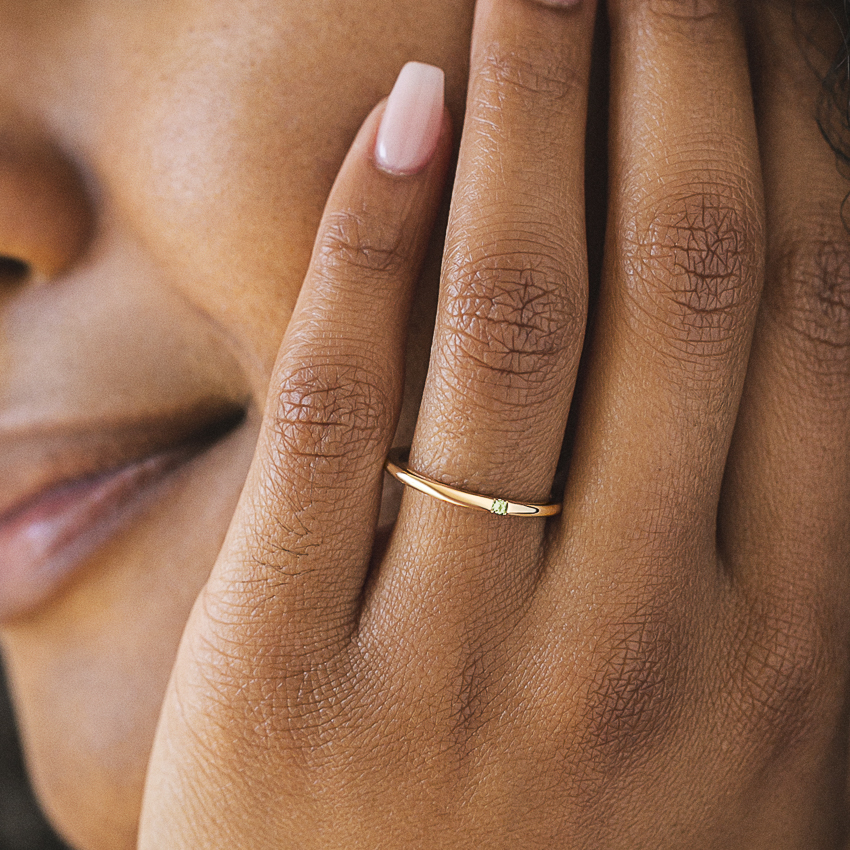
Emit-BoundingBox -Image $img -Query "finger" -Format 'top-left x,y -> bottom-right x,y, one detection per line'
563,0 -> 764,564
408,0 -> 596,509
201,68 -> 452,655
390,0 -> 595,550
358,0 -> 596,671
140,70 -> 453,845
720,3 -> 850,599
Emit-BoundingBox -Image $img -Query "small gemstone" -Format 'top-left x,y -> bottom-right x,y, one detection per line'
491,499 -> 509,516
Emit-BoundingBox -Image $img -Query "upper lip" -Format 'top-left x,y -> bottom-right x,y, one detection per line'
0,400 -> 246,524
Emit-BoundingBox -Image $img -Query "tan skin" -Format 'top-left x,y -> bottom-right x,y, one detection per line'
0,0 -> 848,847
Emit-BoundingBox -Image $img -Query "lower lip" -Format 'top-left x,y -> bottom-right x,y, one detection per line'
0,452 -> 190,622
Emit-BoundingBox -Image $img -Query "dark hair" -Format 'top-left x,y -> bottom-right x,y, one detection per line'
816,1 -> 850,191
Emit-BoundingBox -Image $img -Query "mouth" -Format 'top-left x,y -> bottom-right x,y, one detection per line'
0,402 -> 246,623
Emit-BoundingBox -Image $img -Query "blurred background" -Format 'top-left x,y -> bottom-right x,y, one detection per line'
0,664 -> 68,850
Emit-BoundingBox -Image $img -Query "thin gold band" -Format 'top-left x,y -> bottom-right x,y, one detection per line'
384,447 -> 562,517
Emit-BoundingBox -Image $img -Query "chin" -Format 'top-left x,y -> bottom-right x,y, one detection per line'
35,768 -> 143,850
14,643 -> 158,850
2,419 -> 260,850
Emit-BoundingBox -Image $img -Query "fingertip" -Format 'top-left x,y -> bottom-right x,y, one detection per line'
374,62 -> 446,176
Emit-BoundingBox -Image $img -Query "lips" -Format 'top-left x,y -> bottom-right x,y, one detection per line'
0,402 -> 245,622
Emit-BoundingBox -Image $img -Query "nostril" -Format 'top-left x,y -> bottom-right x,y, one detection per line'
0,256 -> 30,284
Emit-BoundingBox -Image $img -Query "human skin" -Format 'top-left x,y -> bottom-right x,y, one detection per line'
1,0 -> 849,848
0,1 -> 473,846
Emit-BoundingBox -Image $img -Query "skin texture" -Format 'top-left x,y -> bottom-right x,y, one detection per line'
0,2 -> 474,847
0,0 -> 849,848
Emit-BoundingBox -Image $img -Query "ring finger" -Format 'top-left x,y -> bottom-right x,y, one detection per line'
397,0 -> 594,531
365,0 -> 597,642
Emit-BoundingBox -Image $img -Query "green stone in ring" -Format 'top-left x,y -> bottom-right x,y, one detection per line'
490,499 -> 509,516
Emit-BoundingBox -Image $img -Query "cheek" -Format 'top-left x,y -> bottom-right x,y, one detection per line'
97,5 -> 410,383
101,33 -> 329,383
93,0 -> 473,385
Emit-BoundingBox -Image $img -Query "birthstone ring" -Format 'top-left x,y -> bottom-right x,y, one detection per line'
384,447 -> 562,518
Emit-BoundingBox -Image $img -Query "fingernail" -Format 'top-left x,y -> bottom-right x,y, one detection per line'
375,62 -> 445,176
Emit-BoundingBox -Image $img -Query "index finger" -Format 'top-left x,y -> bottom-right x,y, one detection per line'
206,83 -> 452,652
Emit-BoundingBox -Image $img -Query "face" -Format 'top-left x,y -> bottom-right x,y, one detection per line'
0,2 -> 474,847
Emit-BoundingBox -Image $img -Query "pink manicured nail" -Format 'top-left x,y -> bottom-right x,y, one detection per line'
375,62 -> 445,176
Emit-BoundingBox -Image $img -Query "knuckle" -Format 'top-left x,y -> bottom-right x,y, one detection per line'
770,238 -> 850,372
727,595 -> 839,749
473,40 -> 583,114
194,609 -> 353,755
439,239 -> 584,402
273,659 -> 354,752
450,648 -> 493,742
623,179 -> 762,357
315,209 -> 413,279
269,360 -> 395,469
645,0 -> 723,22
611,0 -> 726,38
582,592 -> 690,766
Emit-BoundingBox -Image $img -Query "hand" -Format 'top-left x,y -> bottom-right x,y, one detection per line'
139,1 -> 850,846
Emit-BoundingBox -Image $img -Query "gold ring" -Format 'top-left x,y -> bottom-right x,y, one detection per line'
384,447 -> 561,517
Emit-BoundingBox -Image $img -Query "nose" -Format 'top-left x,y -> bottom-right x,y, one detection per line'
0,120 -> 92,284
